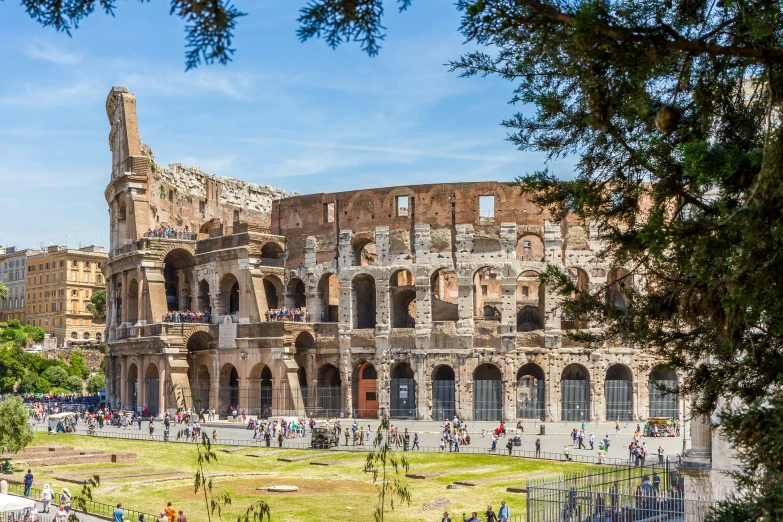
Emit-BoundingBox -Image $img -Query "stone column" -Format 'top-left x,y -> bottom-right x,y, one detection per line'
209,351 -> 220,417
376,282 -> 390,329
120,271 -> 129,326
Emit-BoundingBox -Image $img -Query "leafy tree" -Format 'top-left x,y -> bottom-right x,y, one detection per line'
66,374 -> 84,393
23,325 -> 45,343
42,366 -> 69,389
87,290 -> 106,321
0,396 -> 33,454
35,377 -> 52,394
0,281 -> 7,302
68,353 -> 90,380
86,372 -> 105,393
364,416 -> 411,522
18,370 -> 39,394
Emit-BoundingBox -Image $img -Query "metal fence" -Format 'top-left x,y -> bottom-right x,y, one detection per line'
649,380 -> 679,419
474,379 -> 503,421
605,380 -> 633,422
561,380 -> 590,422
526,461 -> 715,522
7,481 -> 157,522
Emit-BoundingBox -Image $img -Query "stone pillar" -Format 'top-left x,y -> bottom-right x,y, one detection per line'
158,360 -> 167,415
456,281 -> 474,349
305,291 -> 321,323
120,271 -> 129,326
376,282 -> 390,329
338,230 -> 354,268
339,279 -> 353,328
209,351 -> 220,417
500,275 -> 517,349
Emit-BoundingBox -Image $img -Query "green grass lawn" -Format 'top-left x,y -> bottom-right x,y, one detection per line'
21,433 -> 589,521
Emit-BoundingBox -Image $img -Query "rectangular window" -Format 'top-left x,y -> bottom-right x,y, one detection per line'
60,261 -> 64,268
482,284 -> 488,296
522,286 -> 529,297
72,260 -> 78,268
523,240 -> 531,252
233,209 -> 240,222
72,290 -> 77,297
323,202 -> 335,223
85,261 -> 90,268
396,196 -> 409,217
45,263 -> 49,269
199,200 -> 206,213
479,195 -> 495,224
169,189 -> 174,202
366,392 -> 377,401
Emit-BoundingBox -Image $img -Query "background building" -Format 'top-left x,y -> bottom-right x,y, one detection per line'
0,247 -> 40,323
26,245 -> 107,346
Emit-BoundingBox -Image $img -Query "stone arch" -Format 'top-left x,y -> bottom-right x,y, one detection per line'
516,363 -> 545,420
473,266 -> 502,319
249,363 -> 273,418
315,363 -> 342,417
353,236 -> 377,267
390,362 -> 415,419
351,274 -> 376,329
317,272 -> 340,322
197,279 -> 211,312
606,363 -> 634,421
126,278 -> 139,324
563,267 -> 590,330
353,361 -> 378,418
473,363 -> 503,421
199,218 -> 221,235
294,331 -> 315,349
127,362 -> 138,411
430,267 -> 459,322
649,365 -> 679,419
516,269 -> 544,331
431,364 -> 456,421
286,277 -> 306,310
516,305 -> 542,332
219,363 -> 240,413
186,329 -> 214,352
190,363 -> 211,411
607,267 -> 633,310
516,233 -> 545,262
391,269 -> 416,328
561,363 -> 590,421
162,248 -> 196,312
144,362 -> 160,416
219,273 -> 240,316
262,274 -> 284,313
260,241 -> 285,260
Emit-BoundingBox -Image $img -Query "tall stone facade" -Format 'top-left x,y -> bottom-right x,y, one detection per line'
103,86 -> 682,423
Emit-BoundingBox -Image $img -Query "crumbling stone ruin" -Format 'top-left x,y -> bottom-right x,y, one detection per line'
103,86 -> 681,422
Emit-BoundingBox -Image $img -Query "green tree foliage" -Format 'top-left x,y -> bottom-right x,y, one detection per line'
364,416 -> 411,522
68,353 -> 90,379
0,281 -> 8,301
86,372 -> 105,393
42,366 -> 69,389
66,374 -> 84,393
0,396 -> 34,454
0,322 -> 45,347
87,290 -> 106,321
18,370 -> 39,393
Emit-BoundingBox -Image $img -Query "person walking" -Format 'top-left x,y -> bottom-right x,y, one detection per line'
177,510 -> 186,522
658,445 -> 665,465
41,483 -> 54,513
506,438 -> 513,455
563,445 -> 572,461
441,511 -> 452,522
165,502 -> 177,522
23,468 -> 33,497
589,433 -> 595,450
56,504 -> 68,522
615,419 -> 620,434
484,505 -> 497,522
535,438 -> 541,458
60,487 -> 72,513
413,433 -> 420,451
113,503 -> 124,522
498,501 -> 510,522
463,512 -> 481,522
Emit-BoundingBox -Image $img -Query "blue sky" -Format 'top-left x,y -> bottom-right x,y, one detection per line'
0,0 -> 575,249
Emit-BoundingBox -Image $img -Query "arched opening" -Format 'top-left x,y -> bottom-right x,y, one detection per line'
71,332 -> 78,340
83,332 -> 90,340
261,242 -> 284,260
352,274 -> 376,329
606,364 -> 634,421
247,365 -> 274,418
262,275 -> 283,314
117,200 -> 127,243
187,331 -> 215,352
316,363 -> 342,417
189,363 -> 211,412
474,267 -> 502,320
353,362 -> 378,418
430,268 -> 459,322
391,270 -> 416,328
516,234 -> 544,262
95,332 -> 102,343
517,363 -> 545,420
561,364 -> 590,421
287,278 -> 306,310
294,331 -> 314,350
354,239 -> 377,267
562,267 -> 590,329
197,279 -> 211,313
607,267 -> 633,310
517,270 -> 545,331
127,362 -> 138,412
297,366 -> 308,411
126,279 -> 139,324
317,273 -> 340,322
649,366 -> 679,419
390,362 -> 415,419
432,365 -> 455,421
163,249 -> 196,312
219,274 -> 240,316
473,363 -> 502,421
145,363 -> 160,417
219,364 -> 240,413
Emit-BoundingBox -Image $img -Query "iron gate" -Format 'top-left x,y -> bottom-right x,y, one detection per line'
516,379 -> 545,420
190,384 -> 211,411
474,379 -> 502,421
649,380 -> 679,419
432,380 -> 456,421
128,379 -> 138,411
561,379 -> 590,421
146,378 -> 160,417
606,379 -> 633,421
390,378 -> 416,418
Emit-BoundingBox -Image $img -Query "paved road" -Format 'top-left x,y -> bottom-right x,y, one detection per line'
38,417 -> 690,462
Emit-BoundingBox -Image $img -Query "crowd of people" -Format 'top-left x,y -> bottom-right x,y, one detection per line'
145,226 -> 196,240
163,310 -> 211,323
264,307 -> 309,322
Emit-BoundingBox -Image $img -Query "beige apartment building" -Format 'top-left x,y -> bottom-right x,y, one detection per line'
0,247 -> 41,323
26,245 -> 108,346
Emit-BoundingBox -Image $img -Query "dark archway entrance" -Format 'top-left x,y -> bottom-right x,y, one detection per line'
606,364 -> 633,421
316,364 -> 342,417
127,363 -> 138,412
432,365 -> 455,421
473,363 -> 502,421
390,362 -> 415,419
561,364 -> 590,421
517,363 -> 545,420
649,367 -> 679,419
145,363 -> 160,417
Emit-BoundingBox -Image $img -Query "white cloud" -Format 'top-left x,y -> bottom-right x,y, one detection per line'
0,81 -> 101,107
26,40 -> 83,64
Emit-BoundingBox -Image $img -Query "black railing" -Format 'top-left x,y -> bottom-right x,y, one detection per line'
162,313 -> 211,324
145,230 -> 196,240
260,257 -> 284,267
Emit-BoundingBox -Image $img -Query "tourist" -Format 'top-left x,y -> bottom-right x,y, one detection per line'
598,448 -> 606,464
157,511 -> 167,522
602,434 -> 611,451
441,511 -> 452,522
165,502 -> 177,522
113,503 -> 124,522
177,510 -> 186,522
563,445 -> 572,461
463,511 -> 481,522
535,438 -> 541,458
484,505 -> 497,522
491,433 -> 497,452
60,487 -> 71,513
658,445 -> 665,465
589,432 -> 595,450
506,438 -> 513,455
56,504 -> 68,522
413,433 -> 420,451
615,418 -> 620,434
498,501 -> 510,522
23,468 -> 33,497
41,483 -> 54,513
213,429 -> 218,442
439,439 -> 445,452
